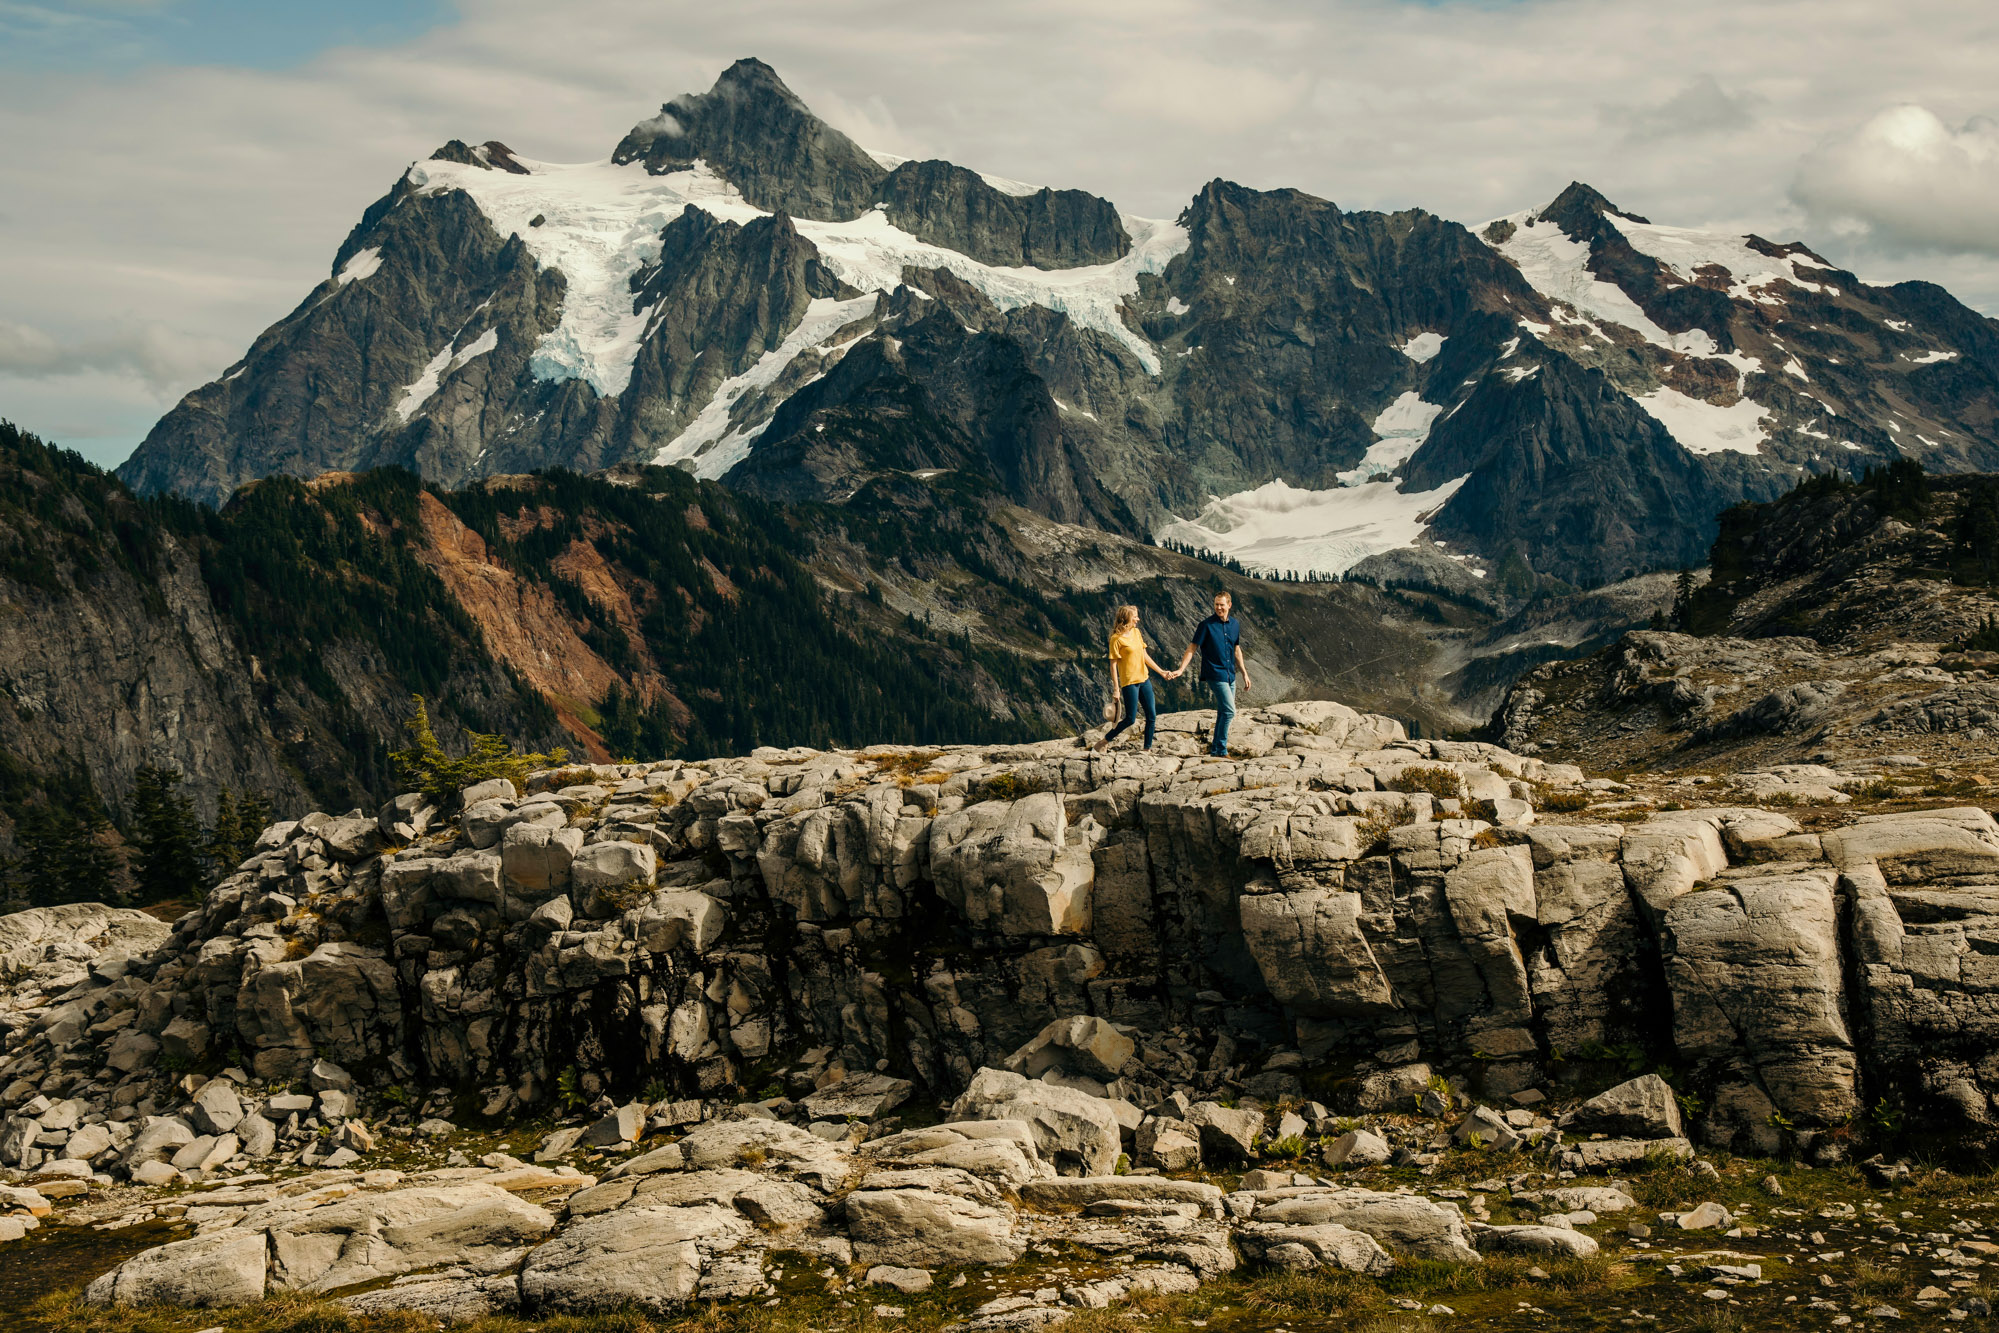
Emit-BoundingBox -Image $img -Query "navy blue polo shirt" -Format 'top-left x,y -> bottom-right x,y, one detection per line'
1190,614 -> 1241,683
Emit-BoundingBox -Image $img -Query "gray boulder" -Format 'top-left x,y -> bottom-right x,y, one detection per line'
520,1203 -> 748,1314
579,1102 -> 646,1148
948,1068 -> 1121,1177
1353,1063 -> 1434,1113
85,1230 -> 269,1307
1237,1221 -> 1395,1274
571,841 -> 658,915
188,1081 -> 245,1136
341,1275 -> 521,1321
1254,1188 -> 1481,1264
1476,1224 -> 1600,1258
319,816 -> 383,863
929,793 -> 1101,937
845,1187 -> 1024,1267
122,1116 -> 195,1167
460,777 -> 516,807
801,1072 -> 912,1121
1184,1101 -> 1264,1161
1564,1074 -> 1683,1141
1005,1015 -> 1135,1082
1323,1128 -> 1391,1168
268,1184 -> 555,1291
501,823 -> 585,895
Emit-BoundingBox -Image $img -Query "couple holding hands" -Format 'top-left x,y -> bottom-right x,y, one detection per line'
1096,590 -> 1250,758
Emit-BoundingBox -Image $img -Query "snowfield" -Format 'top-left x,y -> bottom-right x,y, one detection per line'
1155,474 -> 1471,578
1158,383 -> 1461,576
1607,216 -> 1834,304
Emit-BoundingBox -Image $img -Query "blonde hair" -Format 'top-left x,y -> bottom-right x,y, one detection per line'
1111,604 -> 1138,634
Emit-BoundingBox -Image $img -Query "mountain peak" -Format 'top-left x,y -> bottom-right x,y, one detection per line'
1537,181 -> 1651,231
611,58 -> 885,221
702,56 -> 799,104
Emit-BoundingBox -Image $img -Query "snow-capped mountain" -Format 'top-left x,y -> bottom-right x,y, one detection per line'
118,60 -> 1999,587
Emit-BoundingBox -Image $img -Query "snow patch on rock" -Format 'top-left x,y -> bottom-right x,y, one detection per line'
1608,216 -> 1833,303
1339,392 -> 1444,485
1400,331 -> 1446,363
396,328 -> 499,423
336,248 -> 382,285
651,294 -> 882,478
1634,386 -> 1769,456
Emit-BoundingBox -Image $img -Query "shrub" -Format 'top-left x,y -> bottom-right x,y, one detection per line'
1355,811 -> 1399,854
1386,765 -> 1465,801
389,694 -> 568,801
1262,1134 -> 1309,1161
980,771 -> 1032,801
1539,789 -> 1591,812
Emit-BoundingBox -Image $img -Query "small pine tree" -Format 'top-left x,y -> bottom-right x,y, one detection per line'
205,788 -> 245,878
237,791 -> 273,844
388,695 -> 568,800
129,764 -> 204,905
1672,569 -> 1696,629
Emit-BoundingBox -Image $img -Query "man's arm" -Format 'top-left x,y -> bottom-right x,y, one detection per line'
1176,643 -> 1196,673
1234,645 -> 1251,692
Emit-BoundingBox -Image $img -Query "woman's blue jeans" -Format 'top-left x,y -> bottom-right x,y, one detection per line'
1105,679 -> 1157,748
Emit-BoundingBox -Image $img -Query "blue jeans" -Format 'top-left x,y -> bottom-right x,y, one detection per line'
1207,679 -> 1237,754
1105,680 -> 1157,748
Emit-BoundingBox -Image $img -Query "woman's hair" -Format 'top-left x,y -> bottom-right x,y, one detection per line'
1111,604 -> 1138,633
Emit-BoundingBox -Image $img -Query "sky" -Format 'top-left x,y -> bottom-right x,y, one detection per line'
3,0 -> 1997,469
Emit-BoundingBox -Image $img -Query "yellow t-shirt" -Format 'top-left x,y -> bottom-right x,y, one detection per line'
1109,627 -> 1148,687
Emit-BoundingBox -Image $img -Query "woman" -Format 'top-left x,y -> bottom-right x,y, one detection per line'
1096,604 -> 1180,752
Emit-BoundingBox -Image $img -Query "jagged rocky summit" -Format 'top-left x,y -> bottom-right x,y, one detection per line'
116,59 -> 1999,586
6,699 -> 1999,1316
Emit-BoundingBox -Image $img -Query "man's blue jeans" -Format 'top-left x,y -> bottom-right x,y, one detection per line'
1208,679 -> 1236,755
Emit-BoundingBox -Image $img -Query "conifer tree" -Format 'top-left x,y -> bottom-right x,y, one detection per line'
1672,568 -> 1696,629
205,788 -> 246,878
130,764 -> 203,904
237,791 -> 273,846
14,801 -> 118,908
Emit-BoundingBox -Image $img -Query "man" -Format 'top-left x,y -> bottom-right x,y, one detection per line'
1177,590 -> 1250,758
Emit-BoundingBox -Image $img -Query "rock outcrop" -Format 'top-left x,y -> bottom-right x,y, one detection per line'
12,697 -> 1999,1321
6,697 -> 1997,1192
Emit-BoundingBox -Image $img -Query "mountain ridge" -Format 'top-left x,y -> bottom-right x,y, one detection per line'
115,59 -> 1999,590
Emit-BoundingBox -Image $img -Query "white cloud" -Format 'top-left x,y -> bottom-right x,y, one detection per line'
0,318 -> 231,391
1606,75 -> 1761,143
1792,104 -> 1999,256
2,0 -> 1997,465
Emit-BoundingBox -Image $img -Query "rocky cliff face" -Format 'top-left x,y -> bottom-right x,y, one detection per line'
116,61 -> 1999,588
11,700 -> 1994,1171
